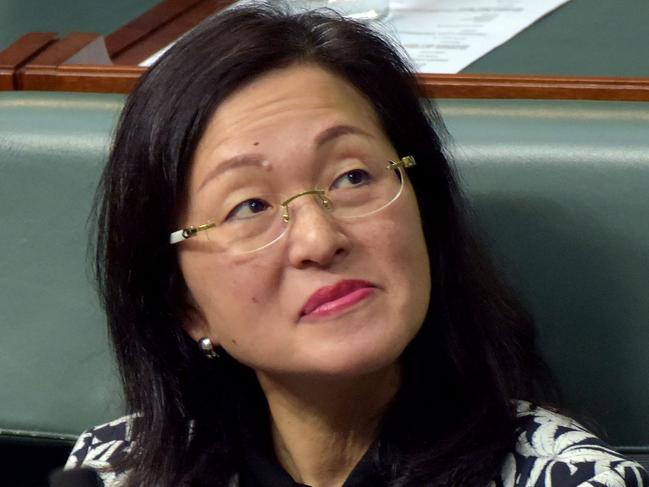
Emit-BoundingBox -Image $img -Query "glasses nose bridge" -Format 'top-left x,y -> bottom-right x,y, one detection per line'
281,189 -> 332,223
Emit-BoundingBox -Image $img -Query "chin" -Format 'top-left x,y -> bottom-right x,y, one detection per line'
294,341 -> 408,379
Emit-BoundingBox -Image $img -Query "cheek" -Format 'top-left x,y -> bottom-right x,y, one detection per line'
364,198 -> 429,273
361,197 -> 431,316
403,203 -> 432,302
179,251 -> 279,340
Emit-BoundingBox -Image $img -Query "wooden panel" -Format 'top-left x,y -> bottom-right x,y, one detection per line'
418,74 -> 649,101
17,65 -> 145,93
12,63 -> 649,101
106,0 -> 205,59
0,73 -> 11,90
0,33 -> 58,90
6,0 -> 649,100
26,33 -> 102,66
110,0 -> 234,66
19,33 -> 103,90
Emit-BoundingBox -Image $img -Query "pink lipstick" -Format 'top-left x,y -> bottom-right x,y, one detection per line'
301,280 -> 375,319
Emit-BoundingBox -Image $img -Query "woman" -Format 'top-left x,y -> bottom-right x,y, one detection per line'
65,4 -> 647,487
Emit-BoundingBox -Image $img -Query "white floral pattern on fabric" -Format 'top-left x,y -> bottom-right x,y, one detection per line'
491,401 -> 648,487
67,401 -> 648,487
65,415 -> 132,486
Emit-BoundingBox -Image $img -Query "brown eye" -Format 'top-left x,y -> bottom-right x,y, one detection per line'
331,169 -> 372,190
225,198 -> 272,221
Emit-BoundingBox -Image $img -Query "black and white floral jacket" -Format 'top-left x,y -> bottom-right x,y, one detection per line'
66,401 -> 648,486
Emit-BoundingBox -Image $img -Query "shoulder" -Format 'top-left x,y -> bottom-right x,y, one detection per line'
65,415 -> 135,486
492,400 -> 649,486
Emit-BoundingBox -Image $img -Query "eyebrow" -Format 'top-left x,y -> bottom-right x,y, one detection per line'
198,124 -> 373,191
313,124 -> 374,148
198,153 -> 266,191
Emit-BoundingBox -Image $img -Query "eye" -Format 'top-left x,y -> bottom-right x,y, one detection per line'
225,198 -> 272,221
331,169 -> 373,190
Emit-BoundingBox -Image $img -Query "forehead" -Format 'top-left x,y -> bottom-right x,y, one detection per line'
193,64 -> 385,163
214,64 -> 379,133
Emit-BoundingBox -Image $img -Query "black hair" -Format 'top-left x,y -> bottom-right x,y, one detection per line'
95,4 -> 558,486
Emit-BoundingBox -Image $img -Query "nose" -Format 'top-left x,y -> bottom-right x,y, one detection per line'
285,197 -> 350,269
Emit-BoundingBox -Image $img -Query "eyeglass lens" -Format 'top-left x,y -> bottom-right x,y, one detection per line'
191,157 -> 404,254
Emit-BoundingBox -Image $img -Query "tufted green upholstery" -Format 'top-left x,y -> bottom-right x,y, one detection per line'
437,99 -> 649,451
0,91 -> 127,484
1,92 -> 648,481
0,92 -> 125,437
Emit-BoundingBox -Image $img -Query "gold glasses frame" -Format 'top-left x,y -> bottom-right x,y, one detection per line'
169,155 -> 416,250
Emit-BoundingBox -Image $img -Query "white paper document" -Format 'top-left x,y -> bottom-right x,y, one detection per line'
383,0 -> 572,73
140,0 -> 573,73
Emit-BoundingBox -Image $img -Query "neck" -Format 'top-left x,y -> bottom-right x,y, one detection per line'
256,365 -> 400,487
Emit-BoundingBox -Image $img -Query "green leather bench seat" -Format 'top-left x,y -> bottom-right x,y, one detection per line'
438,99 -> 649,454
1,92 -> 648,482
0,92 -> 125,484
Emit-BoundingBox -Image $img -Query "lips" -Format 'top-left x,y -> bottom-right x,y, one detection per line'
301,279 -> 376,319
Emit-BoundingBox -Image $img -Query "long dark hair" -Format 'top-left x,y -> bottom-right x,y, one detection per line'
95,4 -> 558,486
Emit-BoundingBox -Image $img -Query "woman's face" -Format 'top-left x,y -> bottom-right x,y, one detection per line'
178,64 -> 431,379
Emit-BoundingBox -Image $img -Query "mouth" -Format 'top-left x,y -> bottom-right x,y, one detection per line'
300,279 -> 376,320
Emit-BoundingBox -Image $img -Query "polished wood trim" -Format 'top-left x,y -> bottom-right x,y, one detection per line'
26,33 -> 101,67
0,33 -> 58,90
17,65 -> 145,93
18,33 -> 104,90
0,32 -> 59,67
106,0 -> 204,59
13,63 -> 649,101
6,0 -> 649,100
0,72 -> 11,90
110,0 -> 235,65
419,74 -> 649,101
9,0 -> 648,100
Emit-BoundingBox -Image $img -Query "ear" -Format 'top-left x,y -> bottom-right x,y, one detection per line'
182,304 -> 220,347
